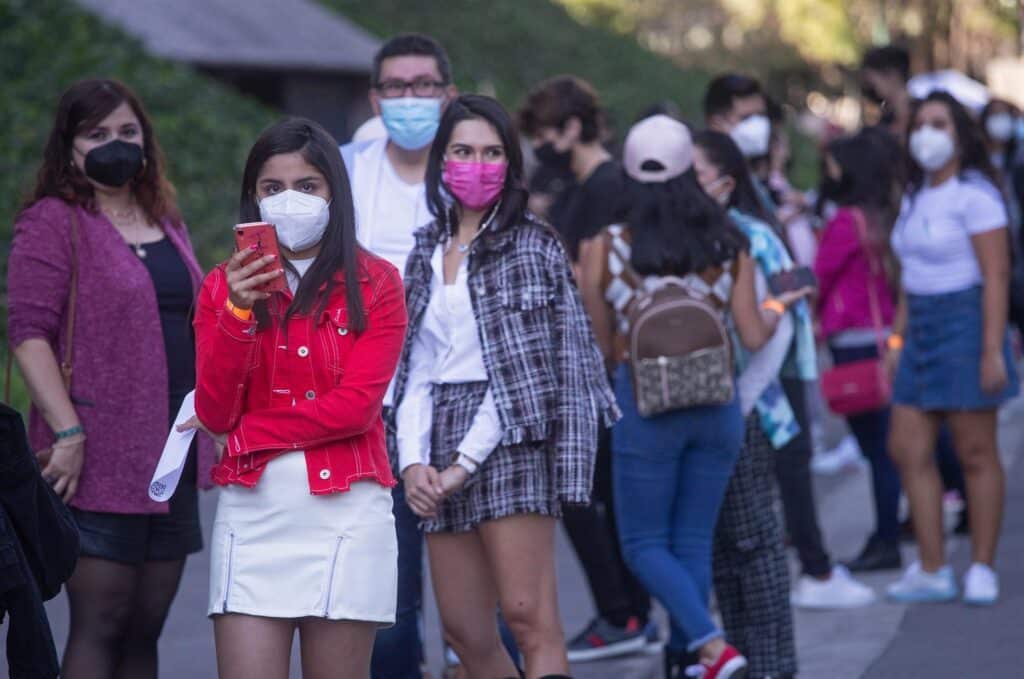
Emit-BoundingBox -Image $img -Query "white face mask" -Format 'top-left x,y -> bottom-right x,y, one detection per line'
909,125 -> 956,173
986,113 -> 1015,142
258,190 -> 330,253
730,114 -> 771,158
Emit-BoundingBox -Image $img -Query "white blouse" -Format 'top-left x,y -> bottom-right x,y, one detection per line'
396,244 -> 503,473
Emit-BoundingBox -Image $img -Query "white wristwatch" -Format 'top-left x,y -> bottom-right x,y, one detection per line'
455,454 -> 479,475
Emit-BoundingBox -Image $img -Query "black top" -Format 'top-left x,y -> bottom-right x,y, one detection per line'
138,238 -> 196,400
551,159 -> 628,261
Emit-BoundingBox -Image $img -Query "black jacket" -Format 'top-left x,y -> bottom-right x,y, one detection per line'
0,403 -> 80,678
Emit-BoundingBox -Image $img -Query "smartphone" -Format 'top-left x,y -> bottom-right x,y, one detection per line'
233,222 -> 286,293
767,266 -> 818,297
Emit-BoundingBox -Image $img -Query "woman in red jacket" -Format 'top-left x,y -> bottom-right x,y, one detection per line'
182,118 -> 407,679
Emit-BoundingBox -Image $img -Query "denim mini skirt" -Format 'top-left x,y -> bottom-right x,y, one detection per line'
893,286 -> 1019,411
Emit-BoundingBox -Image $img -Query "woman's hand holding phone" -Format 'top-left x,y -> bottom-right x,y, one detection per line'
225,247 -> 281,310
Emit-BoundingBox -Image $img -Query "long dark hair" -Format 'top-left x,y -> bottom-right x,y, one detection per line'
25,78 -> 179,224
980,98 -> 1019,177
426,94 -> 529,237
627,169 -> 748,277
692,130 -> 776,225
239,118 -> 365,332
907,91 -> 1000,195
822,127 -> 903,235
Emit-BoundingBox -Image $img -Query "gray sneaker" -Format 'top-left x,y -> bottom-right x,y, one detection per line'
566,616 -> 648,663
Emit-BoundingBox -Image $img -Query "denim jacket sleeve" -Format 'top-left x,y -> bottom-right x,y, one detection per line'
193,267 -> 260,434
227,266 -> 408,456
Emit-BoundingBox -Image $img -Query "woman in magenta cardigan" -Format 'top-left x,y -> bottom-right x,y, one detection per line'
814,128 -> 903,572
8,79 -> 214,678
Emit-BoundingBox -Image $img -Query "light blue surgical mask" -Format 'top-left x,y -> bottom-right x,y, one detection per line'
380,97 -> 442,150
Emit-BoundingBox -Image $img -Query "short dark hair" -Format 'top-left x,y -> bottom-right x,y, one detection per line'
517,75 -> 605,143
703,74 -> 763,121
861,45 -> 910,82
372,33 -> 452,86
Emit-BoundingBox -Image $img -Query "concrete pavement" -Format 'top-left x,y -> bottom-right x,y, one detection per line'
3,394 -> 1021,678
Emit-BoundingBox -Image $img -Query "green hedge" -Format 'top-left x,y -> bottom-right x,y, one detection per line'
0,0 -> 277,411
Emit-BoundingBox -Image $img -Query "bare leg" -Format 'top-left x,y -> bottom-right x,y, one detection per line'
62,557 -> 139,679
479,514 -> 569,679
213,614 -> 295,679
297,617 -> 377,679
947,410 -> 1005,565
115,558 -> 187,679
888,405 -> 944,571
427,530 -> 519,678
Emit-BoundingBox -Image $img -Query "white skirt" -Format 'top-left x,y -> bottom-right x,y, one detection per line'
207,453 -> 397,623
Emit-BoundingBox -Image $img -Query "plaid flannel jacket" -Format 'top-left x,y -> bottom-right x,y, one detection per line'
392,214 -> 620,504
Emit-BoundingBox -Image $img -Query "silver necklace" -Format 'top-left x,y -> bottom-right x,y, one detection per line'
107,204 -> 147,258
449,203 -> 501,254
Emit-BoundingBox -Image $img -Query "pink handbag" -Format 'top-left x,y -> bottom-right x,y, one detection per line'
820,209 -> 891,415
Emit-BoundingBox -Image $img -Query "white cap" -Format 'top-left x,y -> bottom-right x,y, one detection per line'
352,115 -> 387,143
623,115 -> 694,184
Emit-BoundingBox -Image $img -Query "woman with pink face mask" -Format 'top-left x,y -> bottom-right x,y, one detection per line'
392,94 -> 618,679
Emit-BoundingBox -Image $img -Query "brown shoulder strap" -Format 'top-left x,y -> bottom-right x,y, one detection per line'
4,207 -> 79,404
61,208 -> 80,391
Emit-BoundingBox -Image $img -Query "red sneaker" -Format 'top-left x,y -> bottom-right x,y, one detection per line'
686,644 -> 748,679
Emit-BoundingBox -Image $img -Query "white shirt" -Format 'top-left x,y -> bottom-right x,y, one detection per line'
285,257 -> 316,294
345,137 -> 431,406
362,156 -> 427,281
395,244 -> 503,474
892,173 -> 1008,295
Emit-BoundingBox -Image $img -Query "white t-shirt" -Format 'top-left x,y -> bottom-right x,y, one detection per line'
360,156 -> 428,282
892,173 -> 1008,295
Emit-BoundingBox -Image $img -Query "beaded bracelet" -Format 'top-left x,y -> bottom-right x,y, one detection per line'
55,424 -> 84,440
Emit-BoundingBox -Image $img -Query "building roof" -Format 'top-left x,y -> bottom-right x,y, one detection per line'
74,0 -> 381,74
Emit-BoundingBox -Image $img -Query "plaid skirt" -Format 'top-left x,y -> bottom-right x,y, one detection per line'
425,381 -> 561,533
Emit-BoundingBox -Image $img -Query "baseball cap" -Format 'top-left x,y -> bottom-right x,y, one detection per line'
623,114 -> 694,184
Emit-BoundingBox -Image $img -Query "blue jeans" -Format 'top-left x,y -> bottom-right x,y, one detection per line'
371,481 -> 423,679
611,365 -> 743,653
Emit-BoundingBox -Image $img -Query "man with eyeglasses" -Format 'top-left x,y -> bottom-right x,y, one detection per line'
341,33 -> 456,679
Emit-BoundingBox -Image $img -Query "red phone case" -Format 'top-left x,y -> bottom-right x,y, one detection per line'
233,222 -> 286,293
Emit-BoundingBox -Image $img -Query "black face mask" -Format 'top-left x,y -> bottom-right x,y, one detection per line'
533,141 -> 573,173
82,140 -> 144,187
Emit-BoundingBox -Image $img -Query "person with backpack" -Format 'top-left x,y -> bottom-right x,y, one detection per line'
578,115 -> 809,679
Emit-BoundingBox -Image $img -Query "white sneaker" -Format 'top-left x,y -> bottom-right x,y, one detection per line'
811,435 -> 863,476
885,561 -> 957,603
790,564 -> 876,609
963,563 -> 999,605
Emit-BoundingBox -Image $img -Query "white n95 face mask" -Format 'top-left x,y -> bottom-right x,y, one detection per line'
259,190 -> 330,252
986,113 -> 1015,143
909,126 -> 956,172
730,114 -> 771,158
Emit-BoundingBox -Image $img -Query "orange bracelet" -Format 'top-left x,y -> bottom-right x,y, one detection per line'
225,300 -> 253,321
886,334 -> 904,350
762,298 -> 786,315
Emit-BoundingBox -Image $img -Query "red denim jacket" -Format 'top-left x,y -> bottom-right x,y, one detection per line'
193,251 -> 406,494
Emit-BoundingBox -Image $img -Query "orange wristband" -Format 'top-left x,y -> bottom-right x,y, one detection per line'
762,298 -> 786,315
886,334 -> 904,350
225,300 -> 253,321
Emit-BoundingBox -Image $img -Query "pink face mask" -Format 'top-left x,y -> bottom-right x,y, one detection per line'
443,160 -> 508,211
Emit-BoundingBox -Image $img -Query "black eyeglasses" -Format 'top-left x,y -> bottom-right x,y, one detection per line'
375,78 -> 447,99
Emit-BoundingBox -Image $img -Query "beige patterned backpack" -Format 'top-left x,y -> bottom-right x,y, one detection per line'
604,225 -> 735,417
